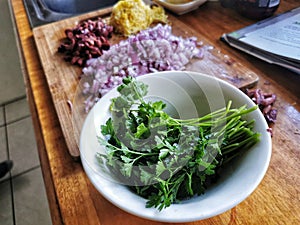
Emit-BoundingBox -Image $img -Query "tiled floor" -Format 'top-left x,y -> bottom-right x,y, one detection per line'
0,0 -> 52,224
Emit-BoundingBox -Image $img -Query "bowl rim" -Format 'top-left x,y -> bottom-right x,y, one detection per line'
155,0 -> 207,7
153,0 -> 208,15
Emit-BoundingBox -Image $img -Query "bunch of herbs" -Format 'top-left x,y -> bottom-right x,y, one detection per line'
96,77 -> 260,210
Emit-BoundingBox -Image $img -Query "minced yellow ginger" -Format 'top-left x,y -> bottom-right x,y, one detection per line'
110,0 -> 168,36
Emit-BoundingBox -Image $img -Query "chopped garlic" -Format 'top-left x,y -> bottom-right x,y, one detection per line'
110,0 -> 168,36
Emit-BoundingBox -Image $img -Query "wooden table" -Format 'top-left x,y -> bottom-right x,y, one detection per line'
10,0 -> 300,224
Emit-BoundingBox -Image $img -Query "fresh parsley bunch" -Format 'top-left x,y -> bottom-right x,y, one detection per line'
97,77 -> 260,211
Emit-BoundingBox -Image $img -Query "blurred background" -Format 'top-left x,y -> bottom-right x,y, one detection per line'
0,0 -> 52,224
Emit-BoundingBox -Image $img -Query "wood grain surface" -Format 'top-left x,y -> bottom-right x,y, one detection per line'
32,7 -> 259,159
11,0 -> 300,225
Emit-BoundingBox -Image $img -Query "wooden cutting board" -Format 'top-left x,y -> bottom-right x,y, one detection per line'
33,7 -> 259,160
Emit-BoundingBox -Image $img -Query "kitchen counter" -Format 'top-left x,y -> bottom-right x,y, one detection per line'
10,0 -> 300,224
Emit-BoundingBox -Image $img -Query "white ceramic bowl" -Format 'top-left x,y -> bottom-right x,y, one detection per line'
80,71 -> 271,223
153,0 -> 208,15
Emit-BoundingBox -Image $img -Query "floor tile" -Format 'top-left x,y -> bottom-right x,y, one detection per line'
0,180 -> 13,225
0,0 -> 25,105
5,97 -> 30,124
0,126 -> 9,181
0,126 -> 7,159
0,106 -> 4,126
7,117 -> 40,176
13,167 -> 52,225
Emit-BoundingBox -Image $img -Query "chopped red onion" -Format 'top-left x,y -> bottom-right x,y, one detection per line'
81,24 -> 204,112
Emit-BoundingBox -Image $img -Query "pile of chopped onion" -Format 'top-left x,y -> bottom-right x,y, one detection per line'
81,24 -> 204,112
